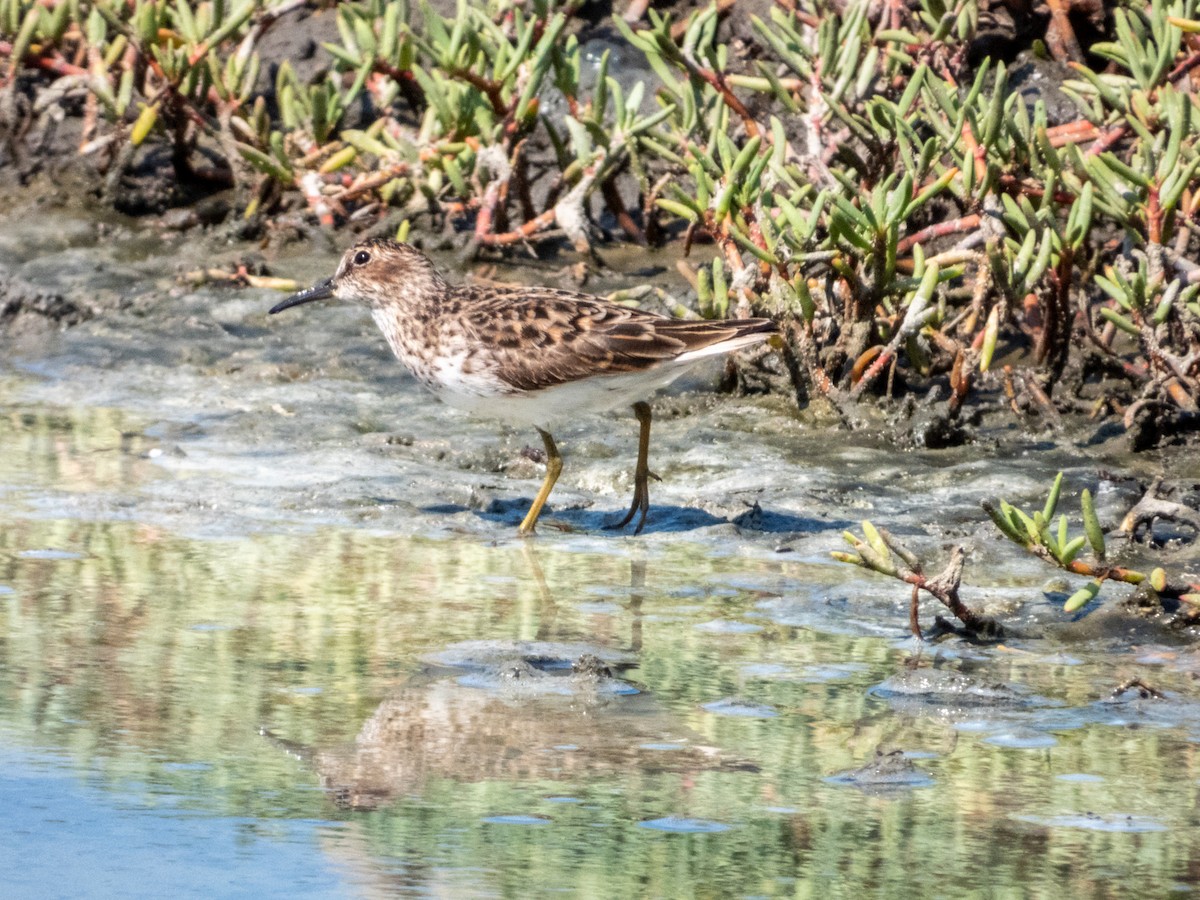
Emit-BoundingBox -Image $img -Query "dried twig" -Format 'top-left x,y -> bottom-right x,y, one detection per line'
1119,478 -> 1200,537
834,527 -> 1002,638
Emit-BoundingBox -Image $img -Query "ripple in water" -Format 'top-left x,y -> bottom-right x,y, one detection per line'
825,771 -> 935,789
982,729 -> 1058,749
638,817 -> 731,834
798,662 -> 869,682
482,815 -> 552,826
825,750 -> 935,790
161,762 -> 213,773
694,620 -> 763,634
17,548 -> 85,560
701,698 -> 779,718
1016,813 -> 1167,833
574,601 -> 623,615
739,663 -> 790,678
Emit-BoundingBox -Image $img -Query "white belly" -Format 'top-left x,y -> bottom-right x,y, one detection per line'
432,363 -> 702,430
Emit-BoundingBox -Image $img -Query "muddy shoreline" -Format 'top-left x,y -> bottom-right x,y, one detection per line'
0,168 -> 1190,453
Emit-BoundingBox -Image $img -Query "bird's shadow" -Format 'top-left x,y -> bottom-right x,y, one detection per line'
425,498 -> 827,536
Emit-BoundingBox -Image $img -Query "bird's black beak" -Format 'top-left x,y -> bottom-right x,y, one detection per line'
269,278 -> 335,314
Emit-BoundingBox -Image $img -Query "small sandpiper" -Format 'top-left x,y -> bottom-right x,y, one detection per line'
270,239 -> 776,535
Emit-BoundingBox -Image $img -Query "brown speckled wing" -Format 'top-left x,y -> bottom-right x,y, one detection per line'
454,286 -> 775,393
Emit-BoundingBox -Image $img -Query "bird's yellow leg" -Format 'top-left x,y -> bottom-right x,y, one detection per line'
614,401 -> 659,534
518,428 -> 562,536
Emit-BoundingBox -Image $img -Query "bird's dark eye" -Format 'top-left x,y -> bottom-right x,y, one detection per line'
353,250 -> 371,266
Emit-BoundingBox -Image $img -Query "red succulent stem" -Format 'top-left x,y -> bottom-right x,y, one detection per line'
0,41 -> 87,77
896,214 -> 980,255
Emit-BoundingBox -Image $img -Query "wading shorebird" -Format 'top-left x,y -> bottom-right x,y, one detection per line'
270,239 -> 776,535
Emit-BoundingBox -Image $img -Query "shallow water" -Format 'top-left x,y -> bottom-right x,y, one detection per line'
3,215 -> 1200,896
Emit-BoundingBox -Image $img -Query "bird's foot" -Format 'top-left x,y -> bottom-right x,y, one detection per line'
605,472 -> 657,534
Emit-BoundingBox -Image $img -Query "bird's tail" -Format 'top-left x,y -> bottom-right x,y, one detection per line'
668,317 -> 777,364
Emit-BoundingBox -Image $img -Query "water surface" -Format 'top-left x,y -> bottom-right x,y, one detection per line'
2,218 -> 1199,896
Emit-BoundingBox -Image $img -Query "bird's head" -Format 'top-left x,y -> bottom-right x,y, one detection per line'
269,239 -> 447,315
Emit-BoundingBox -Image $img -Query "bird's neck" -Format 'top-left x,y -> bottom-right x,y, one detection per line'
369,283 -> 454,387
371,304 -> 424,363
